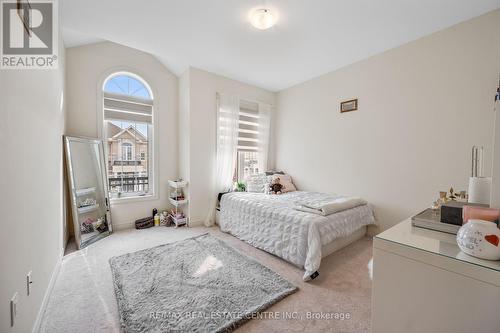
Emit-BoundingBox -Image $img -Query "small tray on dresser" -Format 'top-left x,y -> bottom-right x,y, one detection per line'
411,208 -> 460,235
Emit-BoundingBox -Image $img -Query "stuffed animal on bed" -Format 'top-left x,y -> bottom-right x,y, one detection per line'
269,177 -> 283,194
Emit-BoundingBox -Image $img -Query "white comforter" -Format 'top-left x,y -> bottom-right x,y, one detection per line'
219,191 -> 375,281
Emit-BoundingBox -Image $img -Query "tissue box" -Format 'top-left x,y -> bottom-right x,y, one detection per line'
462,206 -> 500,224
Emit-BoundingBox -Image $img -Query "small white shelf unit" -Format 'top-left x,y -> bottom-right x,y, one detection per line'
75,187 -> 96,197
77,203 -> 99,214
168,180 -> 188,227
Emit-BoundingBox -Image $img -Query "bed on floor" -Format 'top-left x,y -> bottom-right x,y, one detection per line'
218,190 -> 374,281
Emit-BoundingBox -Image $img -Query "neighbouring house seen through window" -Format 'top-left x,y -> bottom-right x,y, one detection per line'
237,151 -> 259,182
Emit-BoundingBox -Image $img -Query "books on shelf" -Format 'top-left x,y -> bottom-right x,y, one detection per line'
411,208 -> 461,234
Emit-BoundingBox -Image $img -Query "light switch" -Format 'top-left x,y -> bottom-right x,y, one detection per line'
27,271 -> 33,295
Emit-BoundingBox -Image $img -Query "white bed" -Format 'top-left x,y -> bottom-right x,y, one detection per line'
218,191 -> 375,281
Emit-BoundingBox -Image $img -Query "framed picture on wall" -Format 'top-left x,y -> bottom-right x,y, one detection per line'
340,99 -> 358,113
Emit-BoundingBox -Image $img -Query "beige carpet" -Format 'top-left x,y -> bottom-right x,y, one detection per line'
40,226 -> 373,333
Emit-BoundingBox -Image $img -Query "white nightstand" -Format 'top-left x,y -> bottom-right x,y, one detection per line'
372,219 -> 500,333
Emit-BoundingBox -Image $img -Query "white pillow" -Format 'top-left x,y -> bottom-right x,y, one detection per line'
269,174 -> 297,193
246,173 -> 268,193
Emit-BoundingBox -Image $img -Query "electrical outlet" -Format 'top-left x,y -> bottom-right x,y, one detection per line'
27,271 -> 33,296
10,292 -> 18,327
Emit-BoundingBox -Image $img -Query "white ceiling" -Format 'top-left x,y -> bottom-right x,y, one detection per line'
61,28 -> 103,48
61,0 -> 500,91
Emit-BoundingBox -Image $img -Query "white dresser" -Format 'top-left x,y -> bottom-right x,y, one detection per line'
372,219 -> 500,333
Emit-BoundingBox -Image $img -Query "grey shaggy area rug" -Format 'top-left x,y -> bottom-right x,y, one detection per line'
109,234 -> 297,333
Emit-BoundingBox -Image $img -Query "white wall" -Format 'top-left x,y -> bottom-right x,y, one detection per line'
180,68 -> 275,224
0,39 -> 66,333
65,42 -> 178,229
275,9 -> 500,233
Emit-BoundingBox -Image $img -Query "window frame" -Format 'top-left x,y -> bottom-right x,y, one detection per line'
121,142 -> 133,161
97,69 -> 159,204
237,150 -> 260,182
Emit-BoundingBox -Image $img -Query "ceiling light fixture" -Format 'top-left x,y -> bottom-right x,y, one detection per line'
250,9 -> 276,30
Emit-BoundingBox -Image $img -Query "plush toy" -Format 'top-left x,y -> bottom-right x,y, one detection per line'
269,177 -> 283,194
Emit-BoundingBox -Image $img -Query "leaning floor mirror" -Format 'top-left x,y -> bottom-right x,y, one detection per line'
65,136 -> 112,249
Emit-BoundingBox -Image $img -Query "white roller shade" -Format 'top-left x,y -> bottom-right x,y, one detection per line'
103,92 -> 153,124
237,100 -> 260,151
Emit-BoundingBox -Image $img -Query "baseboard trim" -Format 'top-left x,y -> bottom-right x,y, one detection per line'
111,219 -> 205,231
112,222 -> 135,231
188,219 -> 204,227
31,255 -> 62,333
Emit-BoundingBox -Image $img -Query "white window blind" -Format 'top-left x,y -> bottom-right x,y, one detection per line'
217,97 -> 270,181
103,92 -> 153,123
238,100 -> 259,152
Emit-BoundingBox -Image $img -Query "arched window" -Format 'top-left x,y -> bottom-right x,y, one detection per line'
102,73 -> 154,199
104,74 -> 151,99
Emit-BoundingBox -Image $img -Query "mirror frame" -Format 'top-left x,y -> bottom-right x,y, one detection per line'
64,135 -> 112,249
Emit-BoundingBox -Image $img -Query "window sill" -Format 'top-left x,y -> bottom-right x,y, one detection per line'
110,193 -> 158,205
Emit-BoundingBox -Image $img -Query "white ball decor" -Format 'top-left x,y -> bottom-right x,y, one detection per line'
456,219 -> 500,261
